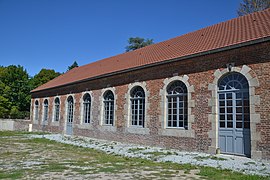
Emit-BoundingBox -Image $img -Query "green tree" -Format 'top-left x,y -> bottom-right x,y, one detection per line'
0,65 -> 61,119
67,61 -> 79,71
0,65 -> 31,118
238,0 -> 270,16
125,37 -> 154,52
30,69 -> 61,89
0,67 -> 11,118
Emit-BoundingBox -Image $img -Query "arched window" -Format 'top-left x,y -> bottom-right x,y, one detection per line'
130,86 -> 145,127
43,99 -> 49,121
54,98 -> 60,122
167,81 -> 188,128
34,100 -> 39,121
83,93 -> 91,123
103,90 -> 114,125
67,96 -> 74,123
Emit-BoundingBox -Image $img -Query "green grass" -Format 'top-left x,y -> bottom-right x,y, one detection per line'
244,161 -> 256,165
0,170 -> 24,179
128,147 -> 145,153
195,155 -> 227,161
0,131 -> 269,179
143,151 -> 174,157
0,130 -> 47,137
199,166 -> 269,180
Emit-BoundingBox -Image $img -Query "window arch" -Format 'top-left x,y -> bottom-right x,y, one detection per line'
54,97 -> 60,122
218,73 -> 249,91
166,81 -> 188,128
34,100 -> 39,121
103,90 -> 114,125
67,96 -> 74,123
130,86 -> 145,127
43,99 -> 49,121
83,93 -> 91,123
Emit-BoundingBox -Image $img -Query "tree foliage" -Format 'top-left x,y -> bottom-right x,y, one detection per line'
0,62 -> 77,119
125,37 -> 154,52
0,66 -> 61,119
0,65 -> 31,118
30,69 -> 61,89
67,61 -> 79,71
238,0 -> 270,16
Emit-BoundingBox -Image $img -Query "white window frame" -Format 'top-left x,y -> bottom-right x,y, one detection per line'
34,99 -> 39,122
53,97 -> 61,122
67,96 -> 74,123
43,99 -> 49,122
166,81 -> 188,129
125,82 -> 150,135
103,90 -> 114,125
160,75 -> 195,138
81,92 -> 92,124
130,86 -> 145,127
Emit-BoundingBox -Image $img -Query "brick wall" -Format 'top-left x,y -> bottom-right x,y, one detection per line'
31,41 -> 270,159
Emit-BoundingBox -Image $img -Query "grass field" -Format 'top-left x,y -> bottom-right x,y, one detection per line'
0,131 -> 269,179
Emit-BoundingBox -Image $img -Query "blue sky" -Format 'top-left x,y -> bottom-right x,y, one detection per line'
0,0 -> 242,76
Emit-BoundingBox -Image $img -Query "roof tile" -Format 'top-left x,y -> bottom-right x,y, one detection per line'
32,9 -> 270,92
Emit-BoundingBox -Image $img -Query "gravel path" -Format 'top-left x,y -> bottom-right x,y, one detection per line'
30,134 -> 270,177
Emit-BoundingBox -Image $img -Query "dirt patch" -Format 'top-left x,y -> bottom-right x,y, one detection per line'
0,134 -> 202,179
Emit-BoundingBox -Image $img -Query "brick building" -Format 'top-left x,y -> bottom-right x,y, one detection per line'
31,9 -> 270,159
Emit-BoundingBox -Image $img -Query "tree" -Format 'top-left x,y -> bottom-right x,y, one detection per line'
0,65 -> 31,118
0,65 -> 61,119
67,61 -> 79,71
125,37 -> 154,52
30,69 -> 61,89
238,0 -> 270,16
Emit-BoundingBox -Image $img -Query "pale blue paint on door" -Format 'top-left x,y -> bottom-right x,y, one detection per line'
66,96 -> 74,136
218,73 -> 251,157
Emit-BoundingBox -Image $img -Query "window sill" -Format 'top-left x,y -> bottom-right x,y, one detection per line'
51,121 -> 60,126
41,121 -> 48,126
98,125 -> 116,132
126,126 -> 150,135
77,124 -> 94,130
159,128 -> 194,138
165,127 -> 188,130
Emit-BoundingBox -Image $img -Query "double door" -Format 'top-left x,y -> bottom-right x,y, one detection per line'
218,90 -> 250,156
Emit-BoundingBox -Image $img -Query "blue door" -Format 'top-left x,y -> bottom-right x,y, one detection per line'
218,73 -> 251,157
66,118 -> 73,135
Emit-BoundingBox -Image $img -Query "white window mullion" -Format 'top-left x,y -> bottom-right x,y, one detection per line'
137,99 -> 140,125
171,97 -> 173,126
88,103 -> 90,123
107,102 -> 111,124
176,96 -> 179,127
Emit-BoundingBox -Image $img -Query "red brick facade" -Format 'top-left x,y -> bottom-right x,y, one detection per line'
31,41 -> 270,159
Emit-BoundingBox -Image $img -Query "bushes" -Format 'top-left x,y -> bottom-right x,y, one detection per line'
0,106 -> 30,119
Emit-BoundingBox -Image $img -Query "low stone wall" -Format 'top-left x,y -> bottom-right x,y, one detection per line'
0,119 -> 31,131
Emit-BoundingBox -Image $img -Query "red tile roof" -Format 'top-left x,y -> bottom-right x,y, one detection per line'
32,9 -> 270,92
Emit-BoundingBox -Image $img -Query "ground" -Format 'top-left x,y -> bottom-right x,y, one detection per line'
0,131 -> 269,179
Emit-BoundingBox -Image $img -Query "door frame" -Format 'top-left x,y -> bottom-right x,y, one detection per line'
207,65 -> 261,159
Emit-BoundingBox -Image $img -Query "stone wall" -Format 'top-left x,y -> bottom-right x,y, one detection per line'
0,119 -> 31,131
30,41 -> 270,159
